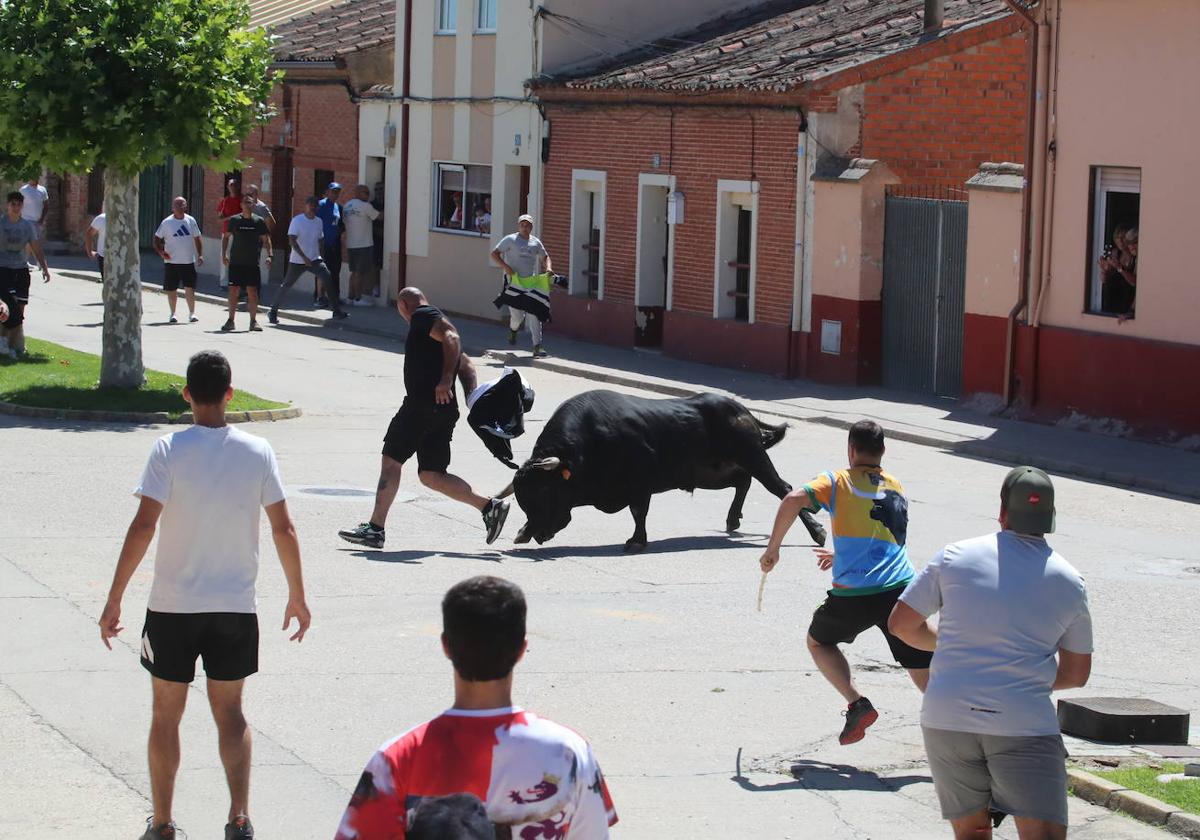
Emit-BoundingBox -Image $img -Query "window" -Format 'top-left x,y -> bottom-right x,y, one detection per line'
714,180 -> 757,322
86,167 -> 105,215
437,0 -> 456,32
476,0 -> 496,31
569,170 -> 606,298
1086,166 -> 1140,319
433,162 -> 492,234
313,168 -> 335,200
181,165 -> 204,214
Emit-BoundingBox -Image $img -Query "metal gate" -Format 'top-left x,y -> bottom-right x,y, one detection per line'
881,185 -> 968,398
137,157 -> 174,249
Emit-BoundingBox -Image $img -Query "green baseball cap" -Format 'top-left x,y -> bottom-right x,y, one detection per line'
1002,466 -> 1056,534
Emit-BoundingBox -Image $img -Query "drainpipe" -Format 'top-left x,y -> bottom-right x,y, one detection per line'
788,113 -> 810,378
1000,0 -> 1044,407
924,0 -> 944,30
395,0 -> 413,296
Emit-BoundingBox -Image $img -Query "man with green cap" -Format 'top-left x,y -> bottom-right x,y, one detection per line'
888,466 -> 1093,840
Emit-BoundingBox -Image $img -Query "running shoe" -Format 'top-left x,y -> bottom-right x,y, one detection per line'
189,314 -> 199,323
338,522 -> 385,549
838,697 -> 879,745
138,817 -> 179,839
482,498 -> 510,545
332,310 -> 349,320
221,319 -> 235,332
225,814 -> 254,840
532,345 -> 548,358
249,321 -> 262,332
268,310 -> 279,325
507,329 -> 517,346
168,315 -> 178,324
316,296 -> 329,309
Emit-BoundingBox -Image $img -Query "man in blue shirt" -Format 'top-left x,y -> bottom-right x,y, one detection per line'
316,182 -> 344,308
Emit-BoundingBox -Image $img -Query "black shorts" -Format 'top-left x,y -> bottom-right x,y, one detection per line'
0,266 -> 31,328
382,400 -> 458,472
808,586 -> 933,670
140,610 -> 259,683
348,247 -> 374,273
228,264 -> 261,288
163,263 -> 198,291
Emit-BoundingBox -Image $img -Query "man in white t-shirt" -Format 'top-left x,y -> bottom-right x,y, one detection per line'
85,210 -> 106,283
100,350 -> 311,840
152,197 -> 204,324
491,214 -> 552,357
889,467 -> 1093,840
342,184 -> 381,306
267,196 -> 347,324
335,576 -> 617,840
19,177 -> 49,240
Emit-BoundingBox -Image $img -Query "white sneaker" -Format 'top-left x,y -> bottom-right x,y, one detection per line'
189,314 -> 199,323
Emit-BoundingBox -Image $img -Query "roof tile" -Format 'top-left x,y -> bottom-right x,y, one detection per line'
270,0 -> 395,62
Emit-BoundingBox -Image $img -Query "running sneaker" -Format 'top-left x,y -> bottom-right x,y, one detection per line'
316,296 -> 329,309
268,310 -> 279,325
249,321 -> 262,332
507,329 -> 517,346
332,310 -> 349,320
338,522 -> 385,549
221,319 -> 235,332
225,814 -> 254,840
189,314 -> 199,323
138,817 -> 179,839
532,344 -> 548,358
482,498 -> 510,545
168,315 -> 178,324
838,697 -> 879,745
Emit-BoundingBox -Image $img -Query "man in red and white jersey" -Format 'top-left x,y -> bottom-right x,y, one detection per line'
335,576 -> 617,839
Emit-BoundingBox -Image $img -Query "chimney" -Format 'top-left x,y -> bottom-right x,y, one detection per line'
925,0 -> 944,30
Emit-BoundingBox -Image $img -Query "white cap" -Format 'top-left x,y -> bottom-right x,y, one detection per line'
517,214 -> 534,225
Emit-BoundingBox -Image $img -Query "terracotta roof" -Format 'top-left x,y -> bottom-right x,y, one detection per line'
249,0 -> 343,29
550,0 -> 1012,93
270,0 -> 395,62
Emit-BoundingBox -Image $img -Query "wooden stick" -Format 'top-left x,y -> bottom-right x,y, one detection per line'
756,571 -> 768,612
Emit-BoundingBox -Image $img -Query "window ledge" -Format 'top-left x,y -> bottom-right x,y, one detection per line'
1082,309 -> 1135,321
434,30 -> 456,36
430,227 -> 489,238
474,28 -> 496,35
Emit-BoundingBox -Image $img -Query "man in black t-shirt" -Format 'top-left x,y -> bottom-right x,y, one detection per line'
221,195 -> 272,332
339,287 -> 511,550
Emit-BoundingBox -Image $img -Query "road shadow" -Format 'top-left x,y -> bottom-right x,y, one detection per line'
67,322 -> 103,328
733,759 -> 930,793
343,548 -> 504,564
506,532 -> 767,561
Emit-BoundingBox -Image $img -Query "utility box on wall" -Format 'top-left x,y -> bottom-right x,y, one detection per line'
667,191 -> 685,225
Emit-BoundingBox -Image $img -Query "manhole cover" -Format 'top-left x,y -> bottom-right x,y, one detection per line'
289,486 -> 416,504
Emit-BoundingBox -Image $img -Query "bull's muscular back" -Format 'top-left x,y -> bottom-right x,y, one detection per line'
531,390 -> 773,505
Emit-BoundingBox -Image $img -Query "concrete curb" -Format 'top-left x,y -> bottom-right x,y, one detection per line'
485,351 -> 1200,501
0,400 -> 301,425
1068,768 -> 1198,836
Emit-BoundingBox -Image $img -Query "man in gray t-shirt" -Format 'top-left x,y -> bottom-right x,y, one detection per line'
491,214 -> 552,356
889,466 -> 1092,839
1,190 -> 51,357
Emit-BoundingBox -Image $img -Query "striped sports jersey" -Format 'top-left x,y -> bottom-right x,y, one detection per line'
335,707 -> 617,839
803,466 -> 915,596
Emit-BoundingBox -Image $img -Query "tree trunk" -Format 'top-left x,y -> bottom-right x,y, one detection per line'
100,169 -> 145,388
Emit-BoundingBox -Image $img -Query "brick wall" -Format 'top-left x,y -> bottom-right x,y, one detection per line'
542,106 -> 803,327
859,29 -> 1029,185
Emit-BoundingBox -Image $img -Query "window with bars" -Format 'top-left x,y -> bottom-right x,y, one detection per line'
476,0 -> 496,31
437,0 -> 456,32
433,162 -> 492,234
1087,166 -> 1140,319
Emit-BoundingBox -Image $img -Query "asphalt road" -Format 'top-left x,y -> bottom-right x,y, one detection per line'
3,274 -> 1192,838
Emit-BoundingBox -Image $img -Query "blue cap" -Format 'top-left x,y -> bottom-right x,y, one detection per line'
328,181 -> 342,190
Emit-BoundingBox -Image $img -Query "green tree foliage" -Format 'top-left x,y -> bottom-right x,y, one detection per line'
0,0 -> 277,177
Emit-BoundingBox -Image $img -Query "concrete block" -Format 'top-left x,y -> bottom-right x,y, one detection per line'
1066,768 -> 1126,807
1167,811 -> 1200,839
1058,697 -> 1190,745
1107,789 -> 1176,825
1187,762 -> 1200,777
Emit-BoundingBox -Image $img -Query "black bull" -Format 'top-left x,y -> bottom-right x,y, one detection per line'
498,390 -> 828,552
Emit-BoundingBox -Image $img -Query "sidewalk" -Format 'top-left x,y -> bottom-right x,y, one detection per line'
50,254 -> 1200,501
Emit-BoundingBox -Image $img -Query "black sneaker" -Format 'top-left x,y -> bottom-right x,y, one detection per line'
838,697 -> 879,745
316,295 -> 329,309
225,814 -> 254,840
482,498 -> 510,545
249,321 -> 262,332
268,310 -> 279,325
221,319 -> 235,332
138,817 -> 179,839
332,310 -> 349,320
339,522 -> 385,549
507,329 -> 517,346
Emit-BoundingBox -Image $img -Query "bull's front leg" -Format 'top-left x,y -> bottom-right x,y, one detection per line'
625,494 -> 651,553
798,506 -> 827,547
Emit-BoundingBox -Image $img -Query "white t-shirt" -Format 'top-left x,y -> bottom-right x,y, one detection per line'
154,214 -> 201,264
341,198 -> 380,249
135,425 -> 286,614
90,213 -> 106,257
900,531 -> 1093,737
287,213 -> 324,264
20,183 -> 48,223
495,233 -> 548,278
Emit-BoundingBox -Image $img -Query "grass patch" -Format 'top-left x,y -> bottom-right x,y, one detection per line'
0,338 -> 289,419
1092,763 -> 1200,816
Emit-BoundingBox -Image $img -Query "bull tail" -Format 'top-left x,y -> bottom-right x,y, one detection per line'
754,416 -> 788,449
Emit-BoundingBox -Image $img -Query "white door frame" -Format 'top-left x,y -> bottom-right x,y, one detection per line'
634,172 -> 676,310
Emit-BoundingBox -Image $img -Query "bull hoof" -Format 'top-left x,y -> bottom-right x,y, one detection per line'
513,531 -> 532,545
810,525 -> 828,547
725,517 -> 741,533
624,539 -> 647,553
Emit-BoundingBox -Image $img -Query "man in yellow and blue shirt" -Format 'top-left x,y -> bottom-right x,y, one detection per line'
760,420 -> 931,746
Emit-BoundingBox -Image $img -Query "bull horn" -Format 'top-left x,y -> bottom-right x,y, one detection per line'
496,482 -> 515,499
529,457 -> 561,471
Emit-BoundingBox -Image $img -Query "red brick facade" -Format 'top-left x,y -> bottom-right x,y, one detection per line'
540,19 -> 1029,376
